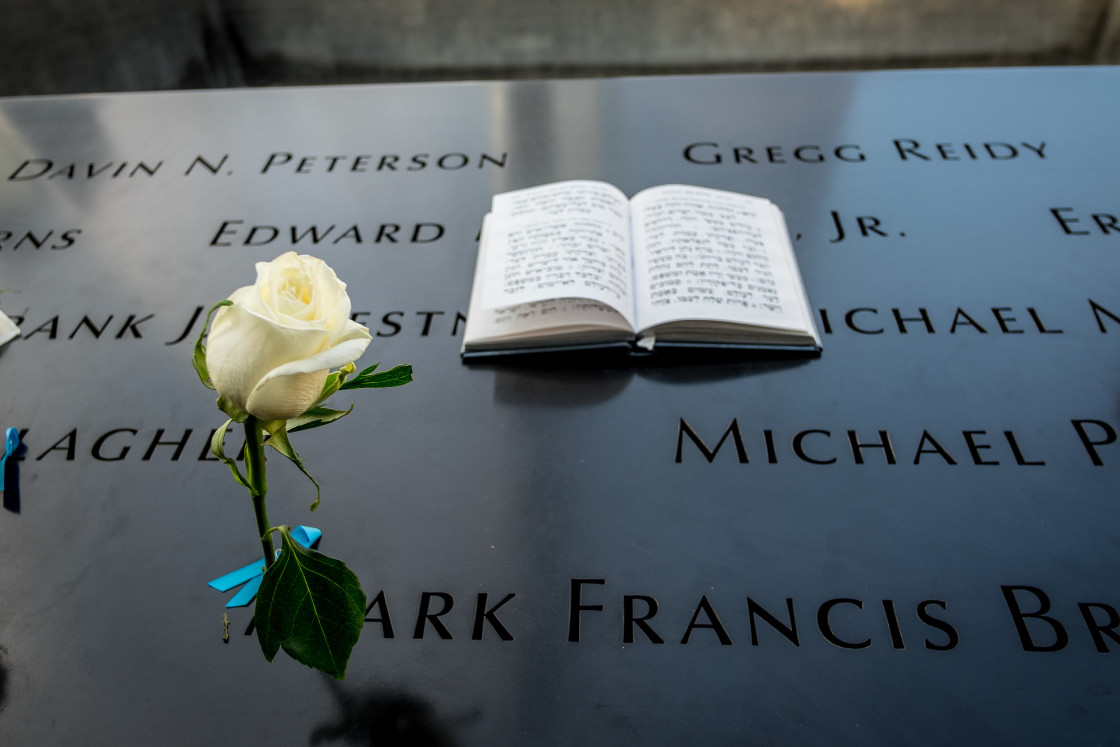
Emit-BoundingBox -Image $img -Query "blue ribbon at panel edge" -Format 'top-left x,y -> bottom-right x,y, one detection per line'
1,427 -> 19,481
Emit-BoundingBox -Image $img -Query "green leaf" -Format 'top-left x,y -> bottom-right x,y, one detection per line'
339,363 -> 413,390
286,405 -> 354,434
192,300 -> 232,390
260,419 -> 322,511
255,526 -> 366,680
211,419 -> 251,492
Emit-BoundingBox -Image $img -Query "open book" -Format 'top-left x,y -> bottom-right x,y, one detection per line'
461,181 -> 821,358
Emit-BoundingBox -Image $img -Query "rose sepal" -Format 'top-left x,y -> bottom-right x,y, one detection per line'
192,300 -> 233,390
314,362 -> 356,407
255,525 -> 366,680
217,395 -> 252,424
210,419 -> 252,493
286,405 -> 355,434
260,419 -> 323,511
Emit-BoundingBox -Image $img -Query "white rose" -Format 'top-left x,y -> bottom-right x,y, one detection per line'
205,252 -> 372,420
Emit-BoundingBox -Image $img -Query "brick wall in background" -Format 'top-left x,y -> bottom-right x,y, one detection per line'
4,0 -> 1120,95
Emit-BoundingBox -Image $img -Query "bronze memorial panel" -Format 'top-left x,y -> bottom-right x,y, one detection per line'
0,67 -> 1118,743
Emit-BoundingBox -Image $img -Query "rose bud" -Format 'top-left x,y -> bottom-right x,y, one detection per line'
206,252 -> 372,420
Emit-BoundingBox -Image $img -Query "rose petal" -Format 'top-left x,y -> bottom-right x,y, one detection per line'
245,369 -> 329,420
240,320 -> 371,419
206,302 -> 332,413
252,253 -> 351,329
250,321 -> 372,389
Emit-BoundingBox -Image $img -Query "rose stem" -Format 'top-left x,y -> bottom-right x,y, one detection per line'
244,416 -> 274,569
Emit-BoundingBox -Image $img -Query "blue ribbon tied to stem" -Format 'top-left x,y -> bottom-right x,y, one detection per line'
1,428 -> 19,481
207,525 -> 322,607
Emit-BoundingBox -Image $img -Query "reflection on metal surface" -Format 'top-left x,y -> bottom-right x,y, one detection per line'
0,69 -> 1119,743
311,679 -> 461,746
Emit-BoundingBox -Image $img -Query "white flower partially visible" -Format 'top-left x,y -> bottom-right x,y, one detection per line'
206,252 -> 372,420
0,309 -> 19,348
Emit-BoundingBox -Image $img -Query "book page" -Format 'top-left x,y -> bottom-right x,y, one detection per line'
480,181 -> 636,327
462,215 -> 635,352
466,297 -> 633,342
631,185 -> 809,334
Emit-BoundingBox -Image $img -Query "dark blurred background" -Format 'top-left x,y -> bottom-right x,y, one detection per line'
3,0 -> 1119,96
